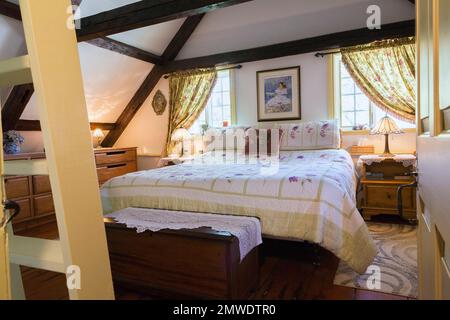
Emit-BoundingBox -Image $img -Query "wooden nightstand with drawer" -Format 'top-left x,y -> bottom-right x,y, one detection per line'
359,155 -> 417,221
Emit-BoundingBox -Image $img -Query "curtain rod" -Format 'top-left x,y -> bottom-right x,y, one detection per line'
315,50 -> 341,58
163,64 -> 242,79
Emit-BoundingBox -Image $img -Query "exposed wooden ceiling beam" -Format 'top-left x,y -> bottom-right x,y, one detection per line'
76,0 -> 252,42
0,0 -> 21,21
2,84 -> 34,132
101,14 -> 205,147
162,14 -> 205,62
0,1 -> 165,64
164,20 -> 416,73
15,120 -> 117,131
86,37 -> 164,65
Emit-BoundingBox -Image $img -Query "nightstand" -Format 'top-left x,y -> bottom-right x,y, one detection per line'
157,155 -> 194,167
358,154 -> 417,221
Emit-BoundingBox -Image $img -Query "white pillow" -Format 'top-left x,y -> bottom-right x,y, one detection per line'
276,120 -> 341,151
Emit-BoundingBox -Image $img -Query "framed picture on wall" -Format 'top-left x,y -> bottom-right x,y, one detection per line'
257,66 -> 301,122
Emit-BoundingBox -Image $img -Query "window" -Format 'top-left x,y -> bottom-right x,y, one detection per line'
333,55 -> 414,130
190,70 -> 234,134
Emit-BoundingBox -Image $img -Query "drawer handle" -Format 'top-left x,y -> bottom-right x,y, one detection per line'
105,163 -> 127,169
105,151 -> 126,156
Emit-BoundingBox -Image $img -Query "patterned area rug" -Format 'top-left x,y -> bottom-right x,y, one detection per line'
333,223 -> 418,298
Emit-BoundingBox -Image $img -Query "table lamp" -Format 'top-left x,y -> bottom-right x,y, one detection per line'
93,128 -> 105,148
370,115 -> 404,157
171,128 -> 191,157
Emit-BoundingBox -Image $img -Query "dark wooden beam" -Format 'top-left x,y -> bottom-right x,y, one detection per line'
101,14 -> 205,147
0,0 -> 21,21
0,1 -> 164,65
162,13 -> 205,62
164,20 -> 416,73
76,0 -> 252,42
71,0 -> 82,7
15,120 -> 117,131
2,84 -> 34,132
90,122 -> 117,131
86,37 -> 163,65
14,120 -> 41,131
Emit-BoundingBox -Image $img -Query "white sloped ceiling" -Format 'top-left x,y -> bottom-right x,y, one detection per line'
3,0 -> 415,125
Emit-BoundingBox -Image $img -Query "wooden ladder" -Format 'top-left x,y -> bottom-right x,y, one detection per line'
0,0 -> 114,300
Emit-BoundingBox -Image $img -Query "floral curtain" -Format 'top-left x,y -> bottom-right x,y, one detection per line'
165,68 -> 217,155
341,37 -> 416,123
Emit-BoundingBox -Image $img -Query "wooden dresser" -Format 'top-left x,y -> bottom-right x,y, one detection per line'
94,147 -> 137,185
5,147 -> 137,232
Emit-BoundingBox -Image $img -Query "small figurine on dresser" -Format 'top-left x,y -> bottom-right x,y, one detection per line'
3,130 -> 24,154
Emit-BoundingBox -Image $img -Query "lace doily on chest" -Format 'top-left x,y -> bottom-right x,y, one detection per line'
106,208 -> 263,261
358,154 -> 416,168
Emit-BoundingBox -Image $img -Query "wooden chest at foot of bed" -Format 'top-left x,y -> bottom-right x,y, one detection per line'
104,218 -> 260,299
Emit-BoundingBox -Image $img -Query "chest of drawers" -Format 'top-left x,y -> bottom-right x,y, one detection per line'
5,147 -> 137,233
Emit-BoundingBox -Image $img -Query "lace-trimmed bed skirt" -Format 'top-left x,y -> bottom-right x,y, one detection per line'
105,207 -> 263,261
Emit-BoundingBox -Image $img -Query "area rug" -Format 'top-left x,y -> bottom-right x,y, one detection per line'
333,223 -> 418,298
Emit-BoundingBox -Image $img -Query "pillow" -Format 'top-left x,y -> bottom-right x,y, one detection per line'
245,128 -> 282,157
205,126 -> 249,152
277,120 -> 340,151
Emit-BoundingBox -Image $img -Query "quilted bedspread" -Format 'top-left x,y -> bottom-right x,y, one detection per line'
101,149 -> 377,273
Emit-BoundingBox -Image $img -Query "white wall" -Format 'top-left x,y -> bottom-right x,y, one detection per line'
342,132 -> 417,155
120,51 -> 417,160
232,53 -> 417,154
235,53 -> 328,125
115,77 -> 170,157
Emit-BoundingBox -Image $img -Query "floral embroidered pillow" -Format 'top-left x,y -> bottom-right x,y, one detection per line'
277,120 -> 340,151
244,128 -> 282,157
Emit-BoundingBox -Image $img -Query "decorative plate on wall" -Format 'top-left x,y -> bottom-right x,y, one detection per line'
152,90 -> 167,115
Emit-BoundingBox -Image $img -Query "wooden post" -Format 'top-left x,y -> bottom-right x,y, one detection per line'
19,0 -> 114,299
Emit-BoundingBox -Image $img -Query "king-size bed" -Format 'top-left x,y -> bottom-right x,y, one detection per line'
101,132 -> 377,274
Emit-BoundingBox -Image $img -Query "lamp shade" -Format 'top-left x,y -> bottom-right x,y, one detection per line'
171,128 -> 191,141
92,128 -> 105,138
370,116 -> 404,135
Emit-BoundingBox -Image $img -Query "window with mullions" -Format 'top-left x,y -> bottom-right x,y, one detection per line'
190,70 -> 234,134
334,55 -> 414,129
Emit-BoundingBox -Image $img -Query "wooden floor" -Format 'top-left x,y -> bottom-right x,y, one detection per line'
17,222 -> 413,300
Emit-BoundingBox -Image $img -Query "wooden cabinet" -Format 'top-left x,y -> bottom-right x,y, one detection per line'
5,147 -> 137,232
105,218 -> 259,299
359,156 -> 417,221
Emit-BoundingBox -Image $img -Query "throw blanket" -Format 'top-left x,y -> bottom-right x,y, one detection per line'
106,207 -> 263,261
101,149 -> 377,273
